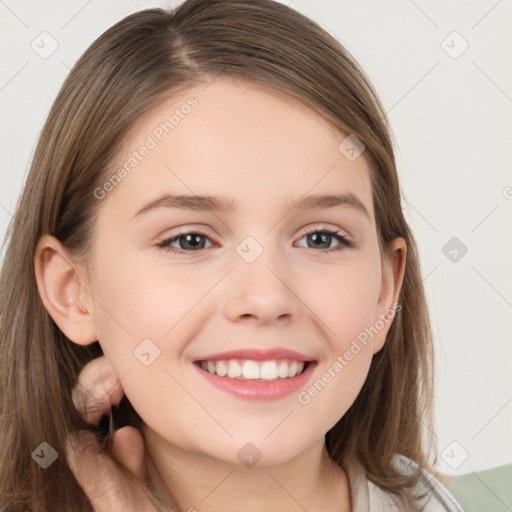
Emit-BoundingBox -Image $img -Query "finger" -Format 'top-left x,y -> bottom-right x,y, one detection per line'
66,430 -> 157,512
66,430 -> 126,511
72,356 -> 124,425
111,426 -> 145,479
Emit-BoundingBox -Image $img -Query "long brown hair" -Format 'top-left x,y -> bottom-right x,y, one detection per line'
0,1 -> 437,510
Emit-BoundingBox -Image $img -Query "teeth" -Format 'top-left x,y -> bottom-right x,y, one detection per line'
243,360 -> 259,379
216,361 -> 228,377
260,361 -> 278,380
278,360 -> 289,378
227,360 -> 242,378
198,358 -> 306,380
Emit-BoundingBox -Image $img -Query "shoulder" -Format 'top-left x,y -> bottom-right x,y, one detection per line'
367,454 -> 466,511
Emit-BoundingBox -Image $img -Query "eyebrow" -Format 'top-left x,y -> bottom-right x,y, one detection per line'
133,192 -> 371,220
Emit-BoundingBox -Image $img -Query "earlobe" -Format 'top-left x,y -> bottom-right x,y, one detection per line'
34,235 -> 97,346
372,237 -> 407,354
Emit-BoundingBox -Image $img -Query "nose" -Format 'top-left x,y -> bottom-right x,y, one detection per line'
222,245 -> 301,325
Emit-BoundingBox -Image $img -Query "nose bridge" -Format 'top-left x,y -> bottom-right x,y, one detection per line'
236,232 -> 288,289
222,231 -> 299,322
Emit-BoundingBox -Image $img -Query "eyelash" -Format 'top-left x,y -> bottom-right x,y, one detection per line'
155,226 -> 354,256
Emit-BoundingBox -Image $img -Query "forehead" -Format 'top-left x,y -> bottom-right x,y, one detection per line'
100,76 -> 374,220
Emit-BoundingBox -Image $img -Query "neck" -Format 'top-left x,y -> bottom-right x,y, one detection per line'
142,425 -> 351,512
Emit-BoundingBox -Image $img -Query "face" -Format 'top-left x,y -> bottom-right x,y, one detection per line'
82,76 -> 400,466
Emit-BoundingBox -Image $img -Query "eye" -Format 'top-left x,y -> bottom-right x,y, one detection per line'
295,227 -> 354,252
156,231 -> 214,255
155,226 -> 354,256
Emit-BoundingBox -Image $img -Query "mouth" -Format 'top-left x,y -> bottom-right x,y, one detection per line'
192,357 -> 317,401
194,358 -> 311,381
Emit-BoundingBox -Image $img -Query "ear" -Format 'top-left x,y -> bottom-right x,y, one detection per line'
34,234 -> 97,346
372,237 -> 406,354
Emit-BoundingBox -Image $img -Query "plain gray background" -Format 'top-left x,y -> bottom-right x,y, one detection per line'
1,0 -> 511,475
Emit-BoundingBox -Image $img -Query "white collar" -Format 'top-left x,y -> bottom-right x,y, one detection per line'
344,454 -> 465,511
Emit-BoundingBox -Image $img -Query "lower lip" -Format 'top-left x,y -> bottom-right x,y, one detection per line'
193,361 -> 317,401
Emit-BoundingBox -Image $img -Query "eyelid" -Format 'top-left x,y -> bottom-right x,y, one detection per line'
156,222 -> 350,242
297,223 -> 349,238
156,224 -> 216,241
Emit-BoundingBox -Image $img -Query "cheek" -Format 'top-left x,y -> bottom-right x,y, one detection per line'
295,255 -> 381,425
91,253 -> 212,350
305,252 -> 382,347
297,275 -> 378,432
88,255 -> 210,444
88,253 -> 212,401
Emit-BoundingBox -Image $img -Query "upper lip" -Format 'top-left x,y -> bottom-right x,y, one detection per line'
194,347 -> 316,362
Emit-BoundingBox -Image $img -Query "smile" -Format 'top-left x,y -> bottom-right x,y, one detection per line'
193,358 -> 317,401
197,358 -> 307,381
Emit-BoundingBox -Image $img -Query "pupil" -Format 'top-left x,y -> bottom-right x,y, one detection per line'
182,234 -> 205,250
310,233 -> 330,249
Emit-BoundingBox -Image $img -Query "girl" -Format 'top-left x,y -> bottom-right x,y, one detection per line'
0,1 -> 465,510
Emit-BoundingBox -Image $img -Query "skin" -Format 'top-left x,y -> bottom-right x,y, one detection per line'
35,76 -> 406,511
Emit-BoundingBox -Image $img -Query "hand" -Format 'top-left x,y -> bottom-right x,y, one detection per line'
67,356 -> 160,511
